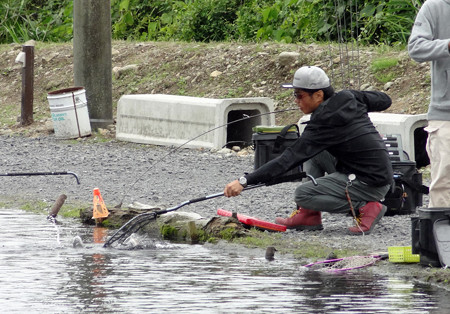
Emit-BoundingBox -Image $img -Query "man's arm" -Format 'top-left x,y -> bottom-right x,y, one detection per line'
408,4 -> 450,62
351,91 -> 392,112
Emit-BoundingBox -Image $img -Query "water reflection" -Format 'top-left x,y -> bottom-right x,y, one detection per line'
299,270 -> 440,313
0,209 -> 448,313
63,252 -> 113,312
62,226 -> 113,312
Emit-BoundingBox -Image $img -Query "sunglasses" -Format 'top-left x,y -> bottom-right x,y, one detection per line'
293,91 -> 308,100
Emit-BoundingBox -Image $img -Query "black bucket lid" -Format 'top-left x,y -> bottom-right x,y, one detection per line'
418,207 -> 450,219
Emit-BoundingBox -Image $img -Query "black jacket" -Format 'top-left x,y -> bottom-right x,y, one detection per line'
246,90 -> 393,187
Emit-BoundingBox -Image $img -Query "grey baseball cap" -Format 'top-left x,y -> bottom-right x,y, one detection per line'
281,66 -> 330,89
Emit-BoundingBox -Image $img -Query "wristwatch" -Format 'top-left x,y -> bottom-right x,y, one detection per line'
238,176 -> 248,188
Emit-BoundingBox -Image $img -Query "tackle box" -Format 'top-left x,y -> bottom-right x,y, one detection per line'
252,124 -> 302,177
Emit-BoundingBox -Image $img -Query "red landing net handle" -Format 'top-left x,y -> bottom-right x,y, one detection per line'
217,208 -> 286,232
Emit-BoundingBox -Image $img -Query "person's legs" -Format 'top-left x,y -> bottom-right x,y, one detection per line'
425,120 -> 450,208
294,172 -> 389,213
302,150 -> 337,180
274,151 -> 336,230
277,172 -> 390,234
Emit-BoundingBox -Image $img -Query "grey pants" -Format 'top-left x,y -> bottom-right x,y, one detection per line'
295,151 -> 391,214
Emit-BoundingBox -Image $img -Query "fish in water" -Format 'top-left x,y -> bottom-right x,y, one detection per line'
123,234 -> 144,250
72,236 -> 84,248
265,246 -> 277,261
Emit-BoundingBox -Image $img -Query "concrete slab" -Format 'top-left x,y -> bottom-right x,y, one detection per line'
116,94 -> 275,149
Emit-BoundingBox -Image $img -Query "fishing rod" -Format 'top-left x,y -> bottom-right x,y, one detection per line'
115,107 -> 298,208
104,172 -> 308,248
0,171 -> 80,184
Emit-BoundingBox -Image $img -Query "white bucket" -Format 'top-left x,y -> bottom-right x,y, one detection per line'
47,87 -> 92,139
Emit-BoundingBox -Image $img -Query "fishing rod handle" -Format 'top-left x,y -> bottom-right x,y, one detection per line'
187,183 -> 266,204
188,192 -> 224,204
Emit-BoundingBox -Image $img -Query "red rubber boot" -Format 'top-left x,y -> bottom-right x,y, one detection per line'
348,201 -> 387,235
275,207 -> 323,231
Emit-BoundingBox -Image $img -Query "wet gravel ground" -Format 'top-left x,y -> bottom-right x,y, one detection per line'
0,134 -> 426,255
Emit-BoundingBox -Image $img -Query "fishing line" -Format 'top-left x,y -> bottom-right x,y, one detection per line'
350,0 -> 361,89
116,107 -> 298,208
326,0 -> 361,90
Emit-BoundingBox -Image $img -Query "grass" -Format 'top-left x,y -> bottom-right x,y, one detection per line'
0,104 -> 20,126
160,224 -> 179,240
371,57 -> 399,72
375,43 -> 406,54
371,57 -> 400,84
59,205 -> 83,218
21,200 -> 85,218
233,228 -> 360,260
20,200 -> 49,214
0,195 -> 86,220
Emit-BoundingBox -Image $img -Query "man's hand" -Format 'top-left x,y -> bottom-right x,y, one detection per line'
224,180 -> 244,197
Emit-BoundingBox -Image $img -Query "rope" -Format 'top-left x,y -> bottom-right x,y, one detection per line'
345,174 -> 364,235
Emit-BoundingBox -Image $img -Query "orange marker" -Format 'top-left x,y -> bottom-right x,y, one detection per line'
92,188 -> 110,221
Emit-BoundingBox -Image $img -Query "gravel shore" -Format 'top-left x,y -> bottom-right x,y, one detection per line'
8,133 -> 450,291
0,134 -> 422,255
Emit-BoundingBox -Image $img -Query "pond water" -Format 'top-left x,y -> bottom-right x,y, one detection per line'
0,209 -> 448,313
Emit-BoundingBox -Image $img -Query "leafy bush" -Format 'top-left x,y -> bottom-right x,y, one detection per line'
175,0 -> 241,42
359,0 -> 423,44
0,0 -> 424,45
0,0 -> 72,43
111,0 -> 174,40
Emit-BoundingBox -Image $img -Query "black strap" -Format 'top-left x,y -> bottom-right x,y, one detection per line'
273,124 -> 299,153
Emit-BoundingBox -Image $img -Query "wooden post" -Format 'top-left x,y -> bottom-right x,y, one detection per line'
21,43 -> 34,125
48,194 -> 67,220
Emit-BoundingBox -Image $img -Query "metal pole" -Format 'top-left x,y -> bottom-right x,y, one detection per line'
21,44 -> 34,125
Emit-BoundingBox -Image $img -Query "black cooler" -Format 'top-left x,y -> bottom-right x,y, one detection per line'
412,208 -> 450,267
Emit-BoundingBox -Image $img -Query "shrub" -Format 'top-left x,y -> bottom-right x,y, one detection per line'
0,0 -> 425,45
0,0 -> 72,43
176,0 -> 241,42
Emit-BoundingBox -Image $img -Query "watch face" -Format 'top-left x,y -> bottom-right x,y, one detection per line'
239,177 -> 247,186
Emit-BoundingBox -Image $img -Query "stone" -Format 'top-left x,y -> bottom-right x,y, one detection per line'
278,51 -> 300,67
113,64 -> 139,79
384,82 -> 394,91
210,70 -> 223,77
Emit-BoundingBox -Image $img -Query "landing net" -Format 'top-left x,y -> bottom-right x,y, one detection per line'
304,254 -> 387,273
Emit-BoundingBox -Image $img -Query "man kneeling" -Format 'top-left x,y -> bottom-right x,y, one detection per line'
224,66 -> 392,235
